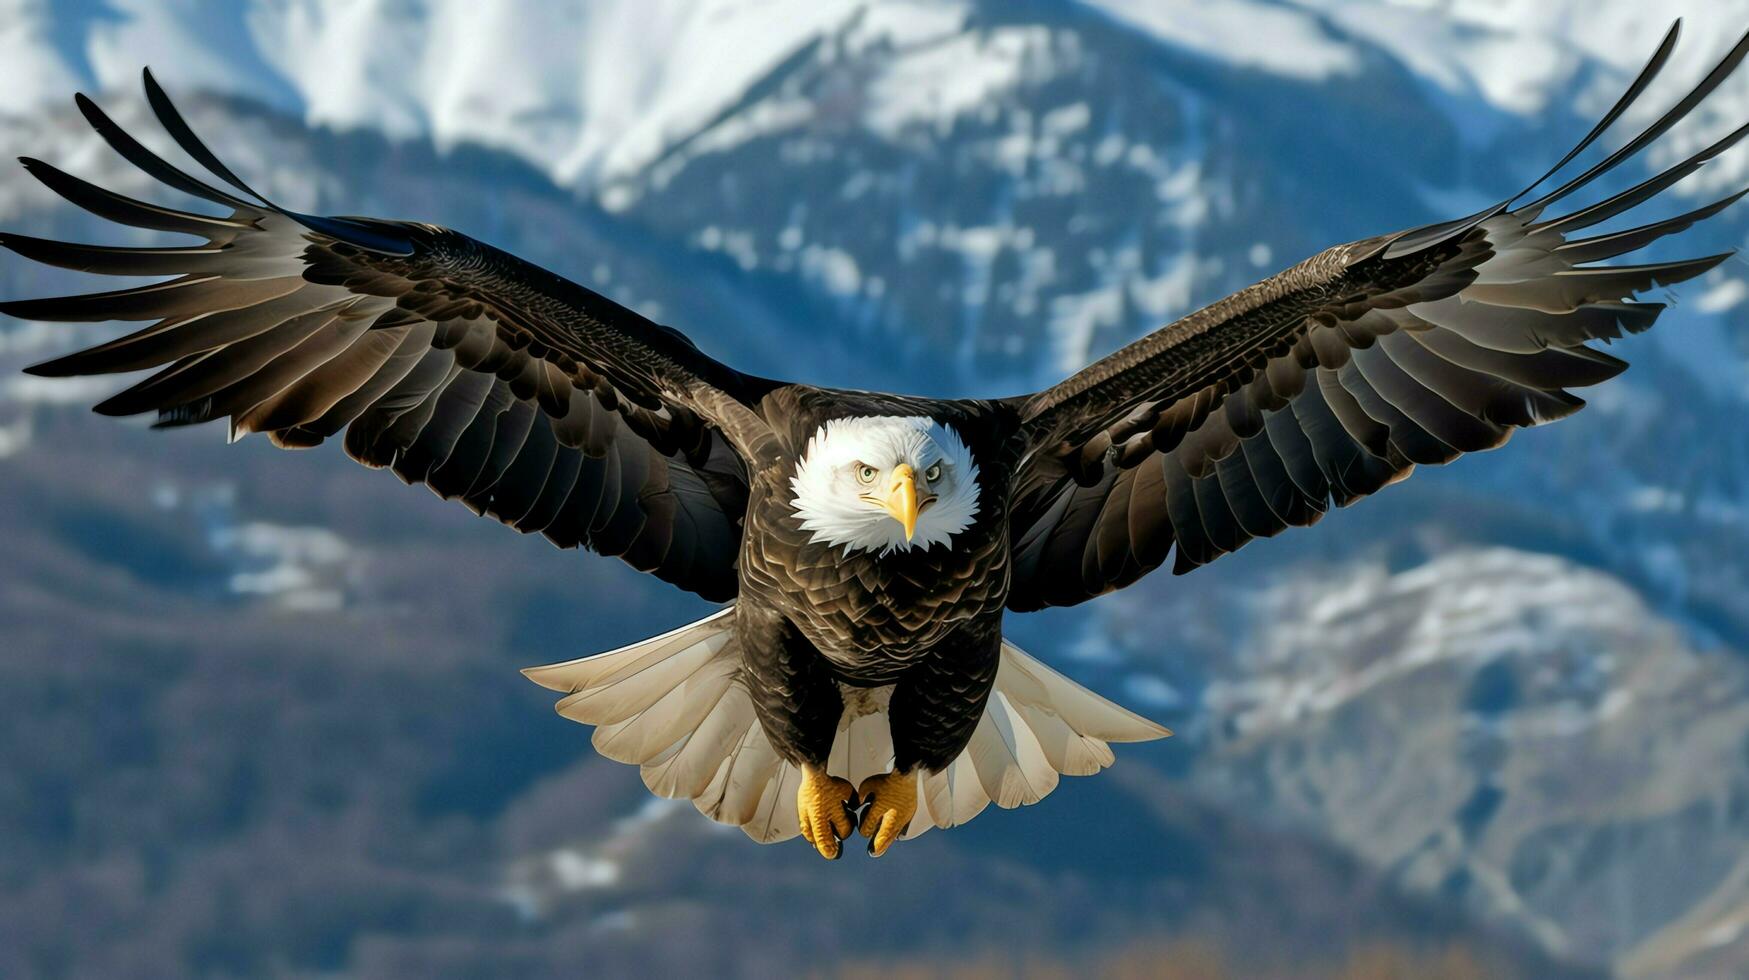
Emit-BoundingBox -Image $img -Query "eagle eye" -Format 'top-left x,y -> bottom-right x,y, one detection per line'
855,463 -> 878,485
923,462 -> 942,483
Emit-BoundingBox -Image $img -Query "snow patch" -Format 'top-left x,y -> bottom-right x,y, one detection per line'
500,797 -> 684,921
1205,549 -> 1663,737
0,0 -> 86,118
798,244 -> 862,297
1079,0 -> 1360,81
1696,277 -> 1748,314
863,26 -> 1045,138
209,521 -> 354,612
1125,673 -> 1184,709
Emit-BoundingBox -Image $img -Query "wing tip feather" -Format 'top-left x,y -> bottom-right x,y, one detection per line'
20,356 -> 75,378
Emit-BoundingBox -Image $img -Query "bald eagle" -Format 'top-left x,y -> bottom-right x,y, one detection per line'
5,23 -> 1740,859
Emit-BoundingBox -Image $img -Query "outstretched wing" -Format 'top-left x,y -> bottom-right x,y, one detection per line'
1,71 -> 779,602
1004,22 -> 1744,611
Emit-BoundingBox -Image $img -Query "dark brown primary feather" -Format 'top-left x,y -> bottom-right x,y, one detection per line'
1004,21 -> 1746,611
1,71 -> 781,602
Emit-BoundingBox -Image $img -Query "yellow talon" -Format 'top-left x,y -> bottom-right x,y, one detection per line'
797,764 -> 857,860
857,770 -> 918,858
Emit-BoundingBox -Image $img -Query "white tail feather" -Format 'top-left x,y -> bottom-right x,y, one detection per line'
522,608 -> 1171,844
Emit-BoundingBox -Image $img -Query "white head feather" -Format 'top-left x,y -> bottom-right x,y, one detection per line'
789,415 -> 980,557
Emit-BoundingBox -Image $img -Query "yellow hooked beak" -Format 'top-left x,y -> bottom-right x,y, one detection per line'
882,463 -> 920,541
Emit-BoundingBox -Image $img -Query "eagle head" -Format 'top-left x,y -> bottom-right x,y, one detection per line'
789,415 -> 980,557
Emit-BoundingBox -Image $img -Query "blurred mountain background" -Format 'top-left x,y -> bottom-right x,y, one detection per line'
3,1 -> 1748,976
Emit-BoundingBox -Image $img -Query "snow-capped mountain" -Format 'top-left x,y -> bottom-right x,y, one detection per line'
3,1 -> 1749,975
13,1 -> 1749,187
1097,548 -> 1749,973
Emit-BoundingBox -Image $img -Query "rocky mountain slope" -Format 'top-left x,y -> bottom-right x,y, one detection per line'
1090,548 -> 1749,975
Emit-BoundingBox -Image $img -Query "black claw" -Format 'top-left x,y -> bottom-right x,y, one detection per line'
867,839 -> 879,857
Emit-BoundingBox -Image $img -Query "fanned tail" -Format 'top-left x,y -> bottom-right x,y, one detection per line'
900,640 -> 1170,840
522,608 -> 1170,844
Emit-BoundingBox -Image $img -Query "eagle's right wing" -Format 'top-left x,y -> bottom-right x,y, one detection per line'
1002,22 -> 1745,611
2,71 -> 779,602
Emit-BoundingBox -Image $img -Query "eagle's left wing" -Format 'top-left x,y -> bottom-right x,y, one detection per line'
1004,23 -> 1744,611
2,72 -> 783,602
